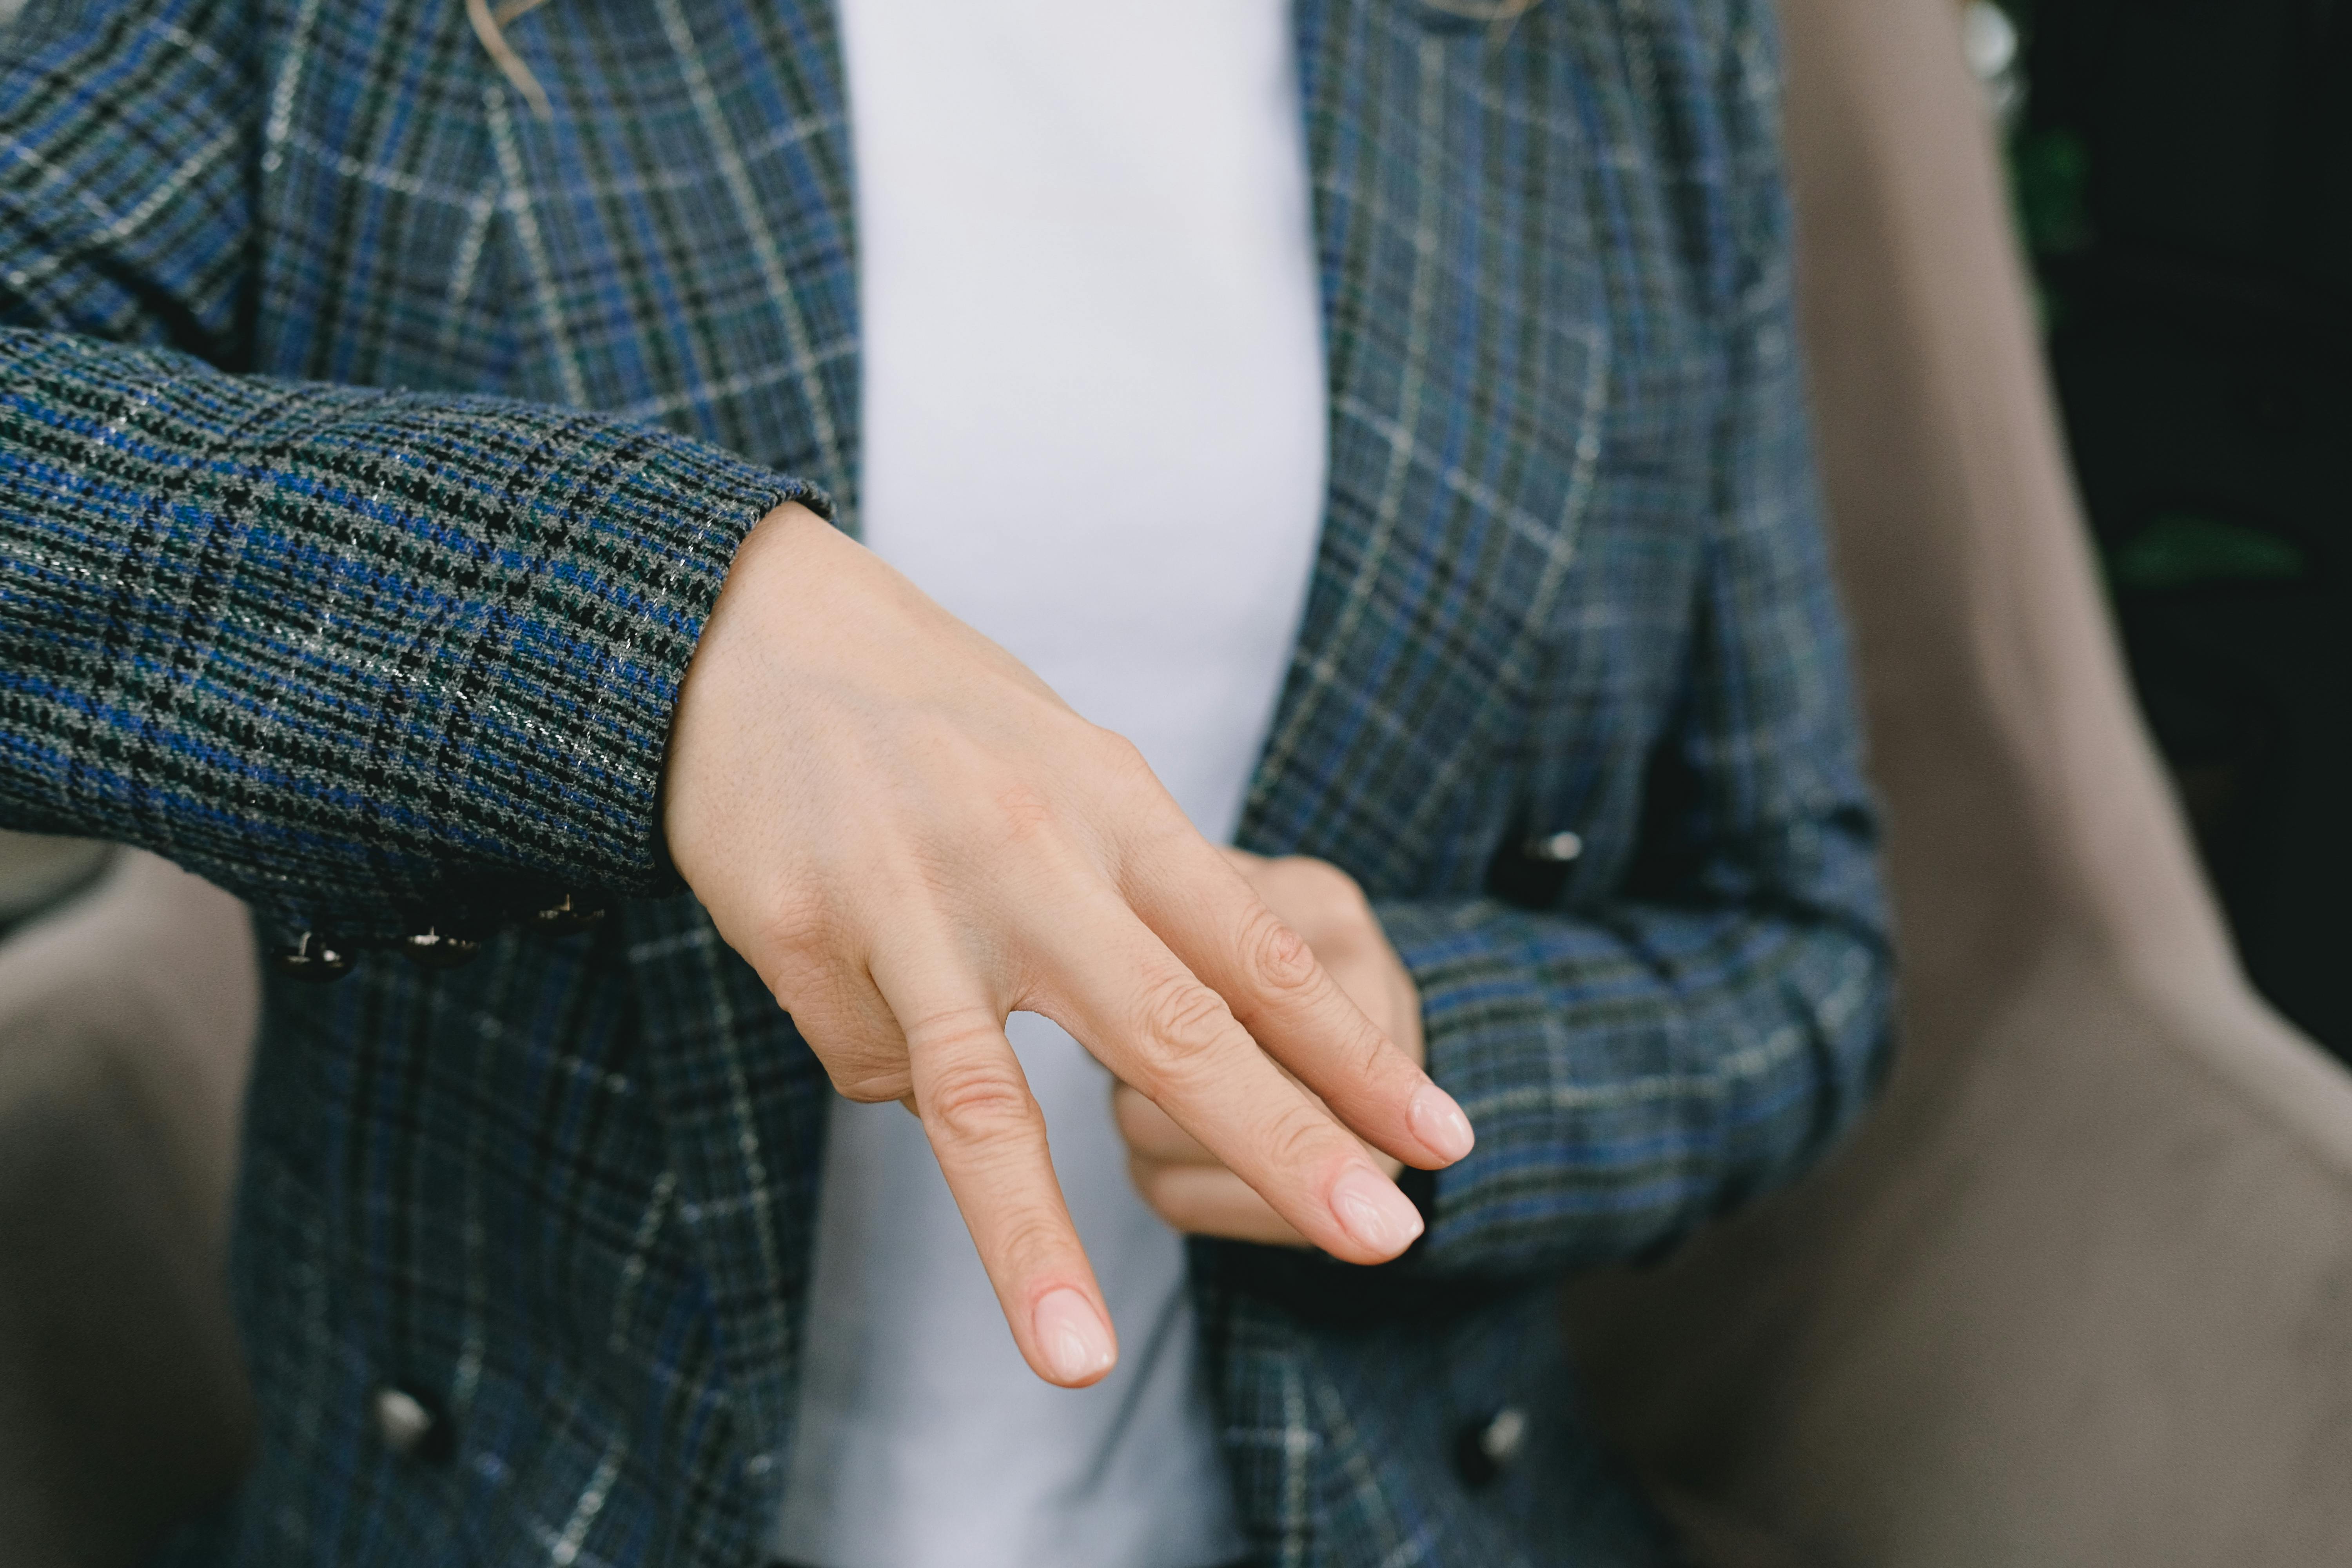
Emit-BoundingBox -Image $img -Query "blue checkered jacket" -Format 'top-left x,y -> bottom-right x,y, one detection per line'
0,0 -> 1892,1561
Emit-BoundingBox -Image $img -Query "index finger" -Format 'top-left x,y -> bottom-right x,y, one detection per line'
1021,887 -> 1426,1265
869,936 -> 1119,1388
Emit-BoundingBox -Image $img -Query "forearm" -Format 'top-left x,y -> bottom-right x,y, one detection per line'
0,327 -> 822,933
1378,881 -> 1892,1280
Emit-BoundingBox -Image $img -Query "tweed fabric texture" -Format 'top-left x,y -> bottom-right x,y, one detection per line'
0,0 -> 1891,1563
0,332 -> 820,933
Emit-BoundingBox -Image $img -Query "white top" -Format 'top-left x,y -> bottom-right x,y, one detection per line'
771,3 -> 1328,1567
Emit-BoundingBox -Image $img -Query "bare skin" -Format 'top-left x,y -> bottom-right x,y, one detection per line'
1116,848 -> 1425,1247
663,503 -> 1474,1388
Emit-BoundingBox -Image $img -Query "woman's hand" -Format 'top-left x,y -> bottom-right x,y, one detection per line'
662,504 -> 1473,1387
1114,848 -> 1432,1249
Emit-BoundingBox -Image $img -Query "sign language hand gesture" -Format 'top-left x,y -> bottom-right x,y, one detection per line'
1113,848 -> 1427,1248
663,505 -> 1475,1388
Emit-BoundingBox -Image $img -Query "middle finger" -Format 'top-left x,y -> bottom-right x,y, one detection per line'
1019,886 -> 1425,1265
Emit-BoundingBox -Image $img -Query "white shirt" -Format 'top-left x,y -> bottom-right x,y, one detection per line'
771,3 -> 1327,1566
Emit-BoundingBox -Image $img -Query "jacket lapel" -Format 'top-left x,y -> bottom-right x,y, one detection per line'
1243,0 -> 1609,902
483,0 -> 863,510
1215,5 -> 1611,1555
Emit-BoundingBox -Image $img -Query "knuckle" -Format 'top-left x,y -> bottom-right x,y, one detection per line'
1090,728 -> 1156,785
987,779 -> 1058,845
1243,904 -> 1319,995
1263,1098 -> 1336,1175
1270,855 -> 1374,940
1133,971 -> 1240,1076
920,1054 -> 1039,1147
750,887 -> 836,973
995,1212 -> 1071,1276
827,1060 -> 914,1105
1090,730 -> 1189,831
787,999 -> 913,1104
898,1002 -> 1004,1059
1310,858 -> 1376,920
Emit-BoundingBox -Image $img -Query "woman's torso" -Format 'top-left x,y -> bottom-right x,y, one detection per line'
163,0 -> 1756,1559
777,2 -> 1321,1562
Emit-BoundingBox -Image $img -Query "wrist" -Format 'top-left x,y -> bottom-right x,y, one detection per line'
738,497 -> 831,565
661,499 -> 832,889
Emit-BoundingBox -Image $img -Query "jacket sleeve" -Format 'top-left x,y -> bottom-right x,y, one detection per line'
1,0 -> 822,936
1371,0 -> 1894,1282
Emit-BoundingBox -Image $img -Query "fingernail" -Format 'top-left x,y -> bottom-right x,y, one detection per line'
1408,1082 -> 1476,1163
1330,1164 -> 1425,1258
1033,1288 -> 1116,1384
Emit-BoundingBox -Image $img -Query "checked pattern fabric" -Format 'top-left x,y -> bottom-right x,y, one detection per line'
0,0 -> 1892,1562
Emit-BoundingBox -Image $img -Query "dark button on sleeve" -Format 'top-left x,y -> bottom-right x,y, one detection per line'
401,927 -> 482,969
1452,1405 -> 1528,1489
1521,830 -> 1583,864
1485,822 -> 1584,909
270,931 -> 354,983
372,1384 -> 454,1463
526,893 -> 607,936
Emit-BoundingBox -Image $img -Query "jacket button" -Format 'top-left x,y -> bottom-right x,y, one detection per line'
402,927 -> 482,969
1452,1405 -> 1528,1488
1520,829 -> 1583,863
526,893 -> 606,936
270,931 -> 354,983
372,1384 -> 453,1463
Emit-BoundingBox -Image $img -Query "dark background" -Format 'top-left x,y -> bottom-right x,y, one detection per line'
2004,0 -> 2348,1058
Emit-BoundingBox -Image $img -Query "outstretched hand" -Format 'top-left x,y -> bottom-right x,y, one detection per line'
662,504 -> 1474,1388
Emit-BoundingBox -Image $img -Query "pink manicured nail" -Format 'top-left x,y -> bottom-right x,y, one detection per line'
1408,1082 -> 1476,1163
1033,1288 -> 1116,1384
1329,1165 -> 1425,1258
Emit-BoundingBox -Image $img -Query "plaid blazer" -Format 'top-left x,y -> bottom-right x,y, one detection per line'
0,0 -> 1892,1561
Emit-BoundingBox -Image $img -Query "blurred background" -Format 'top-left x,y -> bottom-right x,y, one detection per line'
1971,0 -> 2348,1058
